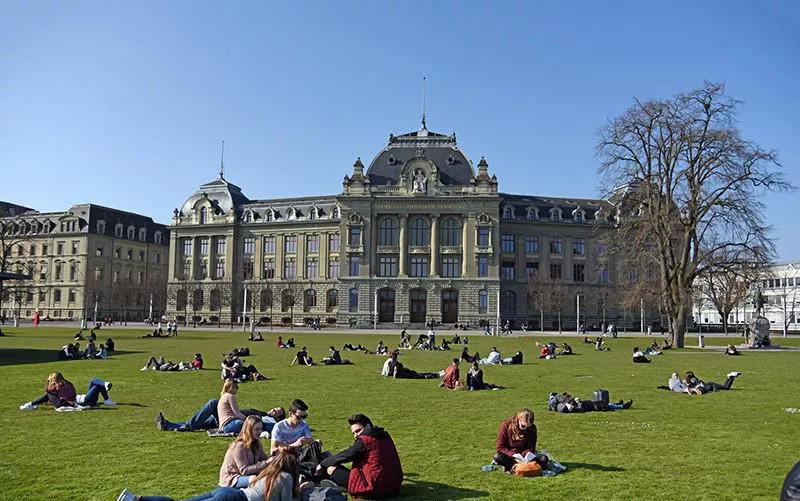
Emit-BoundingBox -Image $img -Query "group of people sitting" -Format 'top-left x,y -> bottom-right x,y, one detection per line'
59,331 -> 115,360
666,370 -> 742,395
222,352 -> 267,381
140,353 -> 204,372
248,331 -> 264,341
536,342 -> 573,359
441,358 -> 505,391
20,372 -> 115,411
275,336 -> 296,349
547,391 -> 633,413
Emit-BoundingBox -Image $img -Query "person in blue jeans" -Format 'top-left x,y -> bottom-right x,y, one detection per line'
77,378 -> 115,406
156,399 -> 220,432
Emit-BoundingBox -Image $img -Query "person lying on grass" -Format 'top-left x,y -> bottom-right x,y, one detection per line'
118,446 -> 312,501
140,328 -> 168,338
547,392 -> 632,413
683,370 -> 742,395
317,413 -> 404,499
467,361 -> 504,390
493,408 -> 549,473
479,347 -> 502,365
20,373 -> 114,411
644,342 -> 662,356
382,350 -> 440,379
248,331 -> 264,341
632,347 -> 651,364
221,353 -> 267,381
157,398 -> 285,433
141,353 -> 203,372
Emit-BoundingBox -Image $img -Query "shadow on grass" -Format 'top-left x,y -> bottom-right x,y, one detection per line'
0,349 -> 141,366
401,473 -> 489,499
562,462 -> 625,472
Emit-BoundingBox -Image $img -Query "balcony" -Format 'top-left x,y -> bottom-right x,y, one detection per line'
346,245 -> 364,254
377,246 -> 400,254
476,245 -> 494,254
440,246 -> 462,254
408,246 -> 430,254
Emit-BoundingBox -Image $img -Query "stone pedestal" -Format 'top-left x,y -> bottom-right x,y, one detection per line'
748,316 -> 771,348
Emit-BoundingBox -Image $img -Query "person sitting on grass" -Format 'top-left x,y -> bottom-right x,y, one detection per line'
291,346 -> 314,366
384,350 -> 439,379
460,346 -> 479,363
398,329 -> 411,349
218,379 -> 248,434
74,331 -> 85,341
276,336 -> 286,348
105,337 -> 115,352
285,338 -> 296,348
725,344 -> 741,356
323,346 -> 351,365
632,347 -> 651,364
480,347 -> 502,365
270,399 -> 313,454
118,446 -> 312,501
440,358 -> 461,389
317,413 -> 404,499
438,339 -> 451,351
450,334 -> 462,344
595,337 -> 610,351
221,352 -> 242,379
412,333 -> 429,350
375,340 -> 389,356
644,342 -> 662,356
661,338 -> 673,350
558,343 -> 574,356
502,350 -> 524,365
547,392 -> 632,413
219,415 -> 272,488
467,361 -> 504,390
21,372 -> 114,411
667,372 -> 700,395
493,408 -> 548,473
248,331 -> 264,342
684,370 -> 742,394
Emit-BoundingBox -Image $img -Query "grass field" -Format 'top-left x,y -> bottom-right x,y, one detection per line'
0,326 -> 798,501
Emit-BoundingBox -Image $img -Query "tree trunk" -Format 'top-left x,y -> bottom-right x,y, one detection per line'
539,310 -> 544,333
672,309 -> 688,348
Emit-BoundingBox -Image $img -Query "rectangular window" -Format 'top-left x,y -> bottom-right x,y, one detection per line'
283,258 -> 297,279
284,235 -> 297,254
54,289 -> 61,302
263,259 -> 275,279
57,242 -> 64,255
306,235 -> 319,253
550,238 -> 562,255
71,241 -> 79,255
349,256 -> 360,276
243,237 -> 255,256
409,257 -> 429,277
55,263 -> 63,280
501,234 -> 515,253
215,238 -> 226,256
69,263 -> 77,280
597,243 -> 607,256
94,266 -> 103,281
127,249 -> 133,260
478,291 -> 488,314
115,247 -> 121,259
199,238 -> 209,255
139,251 -> 145,261
68,290 -> 76,303
42,244 -> 48,256
598,268 -> 610,284
349,227 -> 361,246
154,252 -> 161,264
329,233 -> 340,253
440,257 -> 460,278
306,258 -> 319,279
573,263 -> 585,282
501,261 -> 515,280
263,236 -> 276,254
29,244 -> 35,256
478,256 -> 489,277
328,258 -> 339,279
17,245 -> 24,256
181,239 -> 191,256
39,290 -> 46,302
199,261 -> 208,279
243,259 -> 254,280
215,260 -> 224,279
95,246 -> 103,257
378,256 -> 398,277
573,239 -> 585,255
477,228 -> 490,247
526,262 -> 539,278
349,288 -> 359,312
525,236 -> 539,254
550,263 -> 562,280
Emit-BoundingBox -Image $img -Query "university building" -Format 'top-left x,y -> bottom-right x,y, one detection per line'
0,202 -> 170,322
167,122 -> 628,329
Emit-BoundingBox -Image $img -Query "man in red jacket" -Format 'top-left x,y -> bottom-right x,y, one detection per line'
317,414 -> 403,499
440,358 -> 460,389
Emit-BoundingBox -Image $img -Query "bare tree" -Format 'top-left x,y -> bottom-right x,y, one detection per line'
527,272 -> 547,332
699,253 -> 761,335
546,279 -> 568,332
258,282 -> 275,330
597,82 -> 793,347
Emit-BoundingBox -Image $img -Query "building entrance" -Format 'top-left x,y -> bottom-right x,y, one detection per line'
409,288 -> 427,323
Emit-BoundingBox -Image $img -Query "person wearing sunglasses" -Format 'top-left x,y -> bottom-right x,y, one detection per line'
270,399 -> 313,454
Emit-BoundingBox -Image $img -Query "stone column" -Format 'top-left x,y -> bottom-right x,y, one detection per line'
169,232 -> 179,279
275,234 -> 284,279
320,232 -> 329,279
399,214 -> 407,277
191,236 -> 198,280
430,214 -> 439,277
461,214 -> 469,277
297,234 -> 306,279
369,218 -> 377,278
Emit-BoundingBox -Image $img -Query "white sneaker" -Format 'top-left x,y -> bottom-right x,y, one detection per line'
104,399 -> 117,406
19,402 -> 37,411
140,366 -> 148,371
728,371 -> 742,378
76,394 -> 86,404
116,488 -> 136,501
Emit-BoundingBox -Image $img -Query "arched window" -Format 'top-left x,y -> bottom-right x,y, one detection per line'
378,218 -> 398,246
409,218 -> 429,246
127,226 -> 135,240
327,289 -> 338,311
349,287 -> 359,312
503,206 -> 515,219
501,290 -> 516,315
440,218 -> 461,246
192,289 -> 204,309
309,207 -> 317,220
97,220 -> 106,234
478,289 -> 489,314
115,224 -> 123,238
154,231 -> 162,244
331,206 -> 340,219
573,208 -> 585,222
260,289 -> 272,311
265,209 -> 273,222
304,289 -> 316,312
526,208 -> 538,221
281,289 -> 294,312
209,289 -> 221,310
199,207 -> 208,224
550,208 -> 561,222
176,289 -> 187,311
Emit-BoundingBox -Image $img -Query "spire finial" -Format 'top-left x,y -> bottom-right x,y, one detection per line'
219,140 -> 225,179
421,77 -> 427,129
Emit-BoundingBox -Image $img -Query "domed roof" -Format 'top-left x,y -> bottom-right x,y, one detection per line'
366,124 -> 474,186
178,176 -> 250,217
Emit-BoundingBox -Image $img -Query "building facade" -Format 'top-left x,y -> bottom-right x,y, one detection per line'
167,123 -> 634,329
0,203 -> 170,322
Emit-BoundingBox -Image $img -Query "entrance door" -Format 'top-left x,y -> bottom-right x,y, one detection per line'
378,288 -> 395,323
409,289 -> 427,323
441,289 -> 459,323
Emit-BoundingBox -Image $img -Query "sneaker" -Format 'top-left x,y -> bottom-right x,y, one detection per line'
116,488 -> 136,501
103,399 -> 117,406
622,400 -> 633,409
156,412 -> 166,431
140,366 -> 148,371
727,371 -> 742,378
19,402 -> 37,411
76,394 -> 86,404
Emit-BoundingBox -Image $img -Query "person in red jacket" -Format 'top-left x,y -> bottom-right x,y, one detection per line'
493,408 -> 548,472
440,358 -> 460,389
317,413 -> 403,499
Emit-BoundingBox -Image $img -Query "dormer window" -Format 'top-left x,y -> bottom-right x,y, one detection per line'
139,228 -> 147,241
387,155 -> 396,166
154,231 -> 162,245
573,208 -> 586,223
502,206 -> 515,219
199,207 -> 208,224
287,208 -> 296,220
243,210 -> 253,223
127,226 -> 136,240
550,208 -> 562,222
115,224 -> 124,238
97,220 -> 106,235
331,206 -> 340,219
526,208 -> 539,221
309,207 -> 318,220
446,154 -> 455,165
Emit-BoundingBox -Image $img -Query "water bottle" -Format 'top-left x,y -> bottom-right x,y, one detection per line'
542,469 -> 557,477
481,464 -> 498,472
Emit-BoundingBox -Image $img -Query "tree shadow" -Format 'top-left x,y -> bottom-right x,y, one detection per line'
562,462 -> 625,472
399,473 -> 489,500
0,348 -> 141,366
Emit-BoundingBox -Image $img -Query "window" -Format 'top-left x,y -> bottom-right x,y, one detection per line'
501,234 -> 515,253
215,260 -> 225,279
409,257 -> 428,277
139,250 -> 145,261
216,238 -> 226,256
378,256 -> 398,277
17,245 -> 24,256
440,257 -> 460,278
348,227 -> 361,246
378,218 -> 399,246
285,235 -> 297,254
409,218 -> 429,246
573,264 -> 585,282
550,208 -> 561,222
304,289 -> 316,311
328,258 -> 339,279
349,288 -> 359,312
139,228 -> 147,241
573,239 -> 585,255
69,262 -> 77,280
259,289 -> 273,311
199,238 -> 209,255
596,243 -> 607,256
243,237 -> 255,256
306,235 -> 319,253
263,259 -> 275,279
549,263 -> 562,280
328,233 -> 340,253
182,261 -> 191,279
574,209 -> 585,222
501,261 -> 515,280
55,262 -> 63,280
478,290 -> 488,314
54,289 -> 61,302
154,252 -> 161,264
42,244 -> 48,256
309,207 -> 317,220
97,221 -> 106,234
550,238 -> 562,255
525,236 -> 539,254
115,224 -> 123,237
176,290 -> 187,311
327,289 -> 338,311
503,206 -> 514,219
127,249 -> 133,260
113,270 -> 120,283
243,260 -> 254,280
199,207 -> 208,224
526,208 -> 539,221
199,260 -> 208,279
94,266 -> 103,281
39,265 -> 47,281
115,247 -> 121,259
29,244 -> 35,256
263,236 -> 276,254
210,290 -> 221,310
154,231 -> 162,244
440,218 -> 460,246
331,206 -> 340,219
477,228 -> 490,247
628,269 -> 638,283
127,226 -> 135,239
349,256 -> 360,276
283,258 -> 296,279
526,262 -> 539,278
57,242 -> 64,255
68,290 -> 76,303
501,290 -> 516,315
478,256 -> 489,277
95,246 -> 103,257
39,290 -> 46,302
183,239 -> 193,256
306,258 -> 319,279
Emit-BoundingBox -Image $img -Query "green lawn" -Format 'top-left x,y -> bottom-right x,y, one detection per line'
0,326 -> 798,501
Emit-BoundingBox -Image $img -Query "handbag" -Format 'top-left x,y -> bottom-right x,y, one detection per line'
513,461 -> 543,477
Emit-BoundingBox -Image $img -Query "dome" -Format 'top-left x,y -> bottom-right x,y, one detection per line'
178,176 -> 250,218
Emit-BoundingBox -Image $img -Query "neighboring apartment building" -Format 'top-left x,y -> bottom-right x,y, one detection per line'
0,203 -> 170,322
167,122 -> 651,329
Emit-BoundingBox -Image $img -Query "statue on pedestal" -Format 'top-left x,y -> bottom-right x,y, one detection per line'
748,288 -> 771,348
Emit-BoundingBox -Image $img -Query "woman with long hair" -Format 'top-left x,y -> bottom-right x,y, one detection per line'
493,408 -> 547,472
217,379 -> 247,434
20,372 -> 79,411
219,415 -> 270,488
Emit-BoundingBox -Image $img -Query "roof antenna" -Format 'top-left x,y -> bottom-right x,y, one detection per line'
421,77 -> 427,129
219,140 -> 225,179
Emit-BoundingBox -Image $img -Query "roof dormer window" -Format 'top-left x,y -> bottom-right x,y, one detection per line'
97,220 -> 106,235
309,207 -> 318,220
502,206 -> 515,219
243,210 -> 253,223
387,155 -> 396,166
287,208 -> 296,220
199,207 -> 208,225
127,226 -> 136,240
550,208 -> 562,222
154,231 -> 162,245
526,208 -> 539,221
115,223 -> 124,238
446,154 -> 455,165
331,206 -> 340,220
139,228 -> 147,241
572,207 -> 586,223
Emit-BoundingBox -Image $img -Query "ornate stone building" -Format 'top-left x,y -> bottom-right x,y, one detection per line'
0,203 -> 170,322
168,122 -> 627,329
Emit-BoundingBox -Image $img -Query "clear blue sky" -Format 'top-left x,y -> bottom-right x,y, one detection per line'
1,1 -> 798,258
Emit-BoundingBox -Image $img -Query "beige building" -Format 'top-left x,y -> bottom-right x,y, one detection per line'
167,122 -> 635,330
0,203 -> 170,322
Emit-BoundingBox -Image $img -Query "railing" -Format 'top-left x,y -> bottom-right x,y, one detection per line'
440,246 -> 462,254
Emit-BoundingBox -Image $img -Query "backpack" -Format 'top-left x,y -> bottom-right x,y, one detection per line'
302,487 -> 348,501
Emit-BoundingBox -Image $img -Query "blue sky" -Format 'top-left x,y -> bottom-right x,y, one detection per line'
1,1 -> 798,258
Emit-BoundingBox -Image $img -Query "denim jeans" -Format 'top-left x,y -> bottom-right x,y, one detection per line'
184,487 -> 247,501
83,383 -> 109,406
164,399 -> 219,431
234,475 -> 254,488
222,419 -> 244,434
